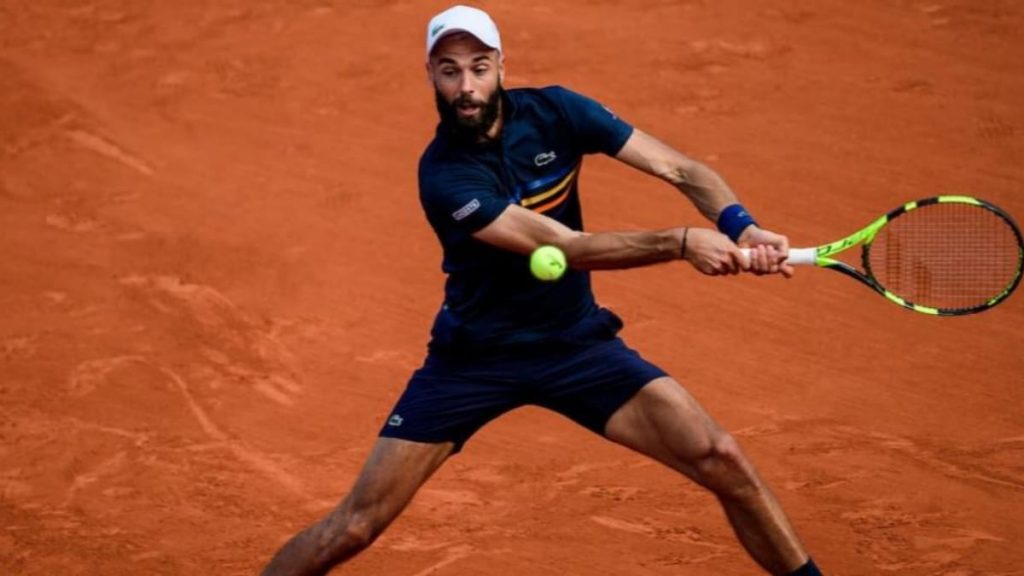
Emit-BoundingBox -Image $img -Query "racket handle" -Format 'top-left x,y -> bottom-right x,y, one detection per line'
739,247 -> 817,266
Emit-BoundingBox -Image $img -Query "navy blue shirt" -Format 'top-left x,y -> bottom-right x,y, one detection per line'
419,86 -> 634,355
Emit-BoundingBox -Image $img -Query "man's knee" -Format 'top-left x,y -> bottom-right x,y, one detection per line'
319,505 -> 385,560
342,510 -> 381,548
691,433 -> 761,499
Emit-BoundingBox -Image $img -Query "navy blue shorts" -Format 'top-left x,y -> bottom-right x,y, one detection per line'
378,338 -> 667,453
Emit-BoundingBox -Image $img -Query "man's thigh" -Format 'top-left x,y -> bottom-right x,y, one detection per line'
346,437 -> 455,511
603,376 -> 730,478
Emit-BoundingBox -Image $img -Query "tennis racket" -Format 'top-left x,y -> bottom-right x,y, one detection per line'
742,195 -> 1024,315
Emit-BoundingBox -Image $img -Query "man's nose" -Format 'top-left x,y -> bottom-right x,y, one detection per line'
459,73 -> 474,95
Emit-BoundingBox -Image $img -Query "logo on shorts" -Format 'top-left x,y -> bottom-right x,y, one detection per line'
534,151 -> 557,167
388,414 -> 404,427
452,198 -> 481,222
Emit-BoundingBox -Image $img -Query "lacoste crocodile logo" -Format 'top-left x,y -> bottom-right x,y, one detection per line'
534,151 -> 557,167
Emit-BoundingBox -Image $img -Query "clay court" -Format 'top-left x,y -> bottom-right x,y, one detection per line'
2,1 -> 1023,574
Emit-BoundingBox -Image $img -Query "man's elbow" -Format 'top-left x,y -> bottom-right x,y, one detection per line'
662,157 -> 707,188
558,231 -> 590,264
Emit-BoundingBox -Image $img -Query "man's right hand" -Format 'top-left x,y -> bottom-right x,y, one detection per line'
681,228 -> 746,276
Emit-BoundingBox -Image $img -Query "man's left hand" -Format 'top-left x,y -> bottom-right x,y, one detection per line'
737,226 -> 794,278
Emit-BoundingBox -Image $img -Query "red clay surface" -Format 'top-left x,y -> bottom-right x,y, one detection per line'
2,1 -> 1023,574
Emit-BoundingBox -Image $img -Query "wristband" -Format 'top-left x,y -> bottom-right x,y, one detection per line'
717,203 -> 758,242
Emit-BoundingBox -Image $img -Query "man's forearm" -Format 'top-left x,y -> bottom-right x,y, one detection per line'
563,228 -> 685,270
670,162 -> 739,223
613,130 -> 742,224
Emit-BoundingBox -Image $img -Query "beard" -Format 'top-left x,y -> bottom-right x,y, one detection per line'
435,84 -> 504,142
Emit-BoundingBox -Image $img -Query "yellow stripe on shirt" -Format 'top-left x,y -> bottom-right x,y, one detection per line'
520,165 -> 579,209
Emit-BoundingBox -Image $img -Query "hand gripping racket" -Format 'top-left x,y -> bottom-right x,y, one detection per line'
742,196 -> 1024,315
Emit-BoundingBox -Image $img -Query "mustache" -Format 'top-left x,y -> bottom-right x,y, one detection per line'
452,93 -> 484,107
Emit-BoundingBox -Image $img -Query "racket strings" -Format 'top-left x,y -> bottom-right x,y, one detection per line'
867,203 -> 1022,311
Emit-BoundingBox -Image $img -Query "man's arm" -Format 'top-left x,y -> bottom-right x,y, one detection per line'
472,128 -> 789,276
472,204 -> 746,276
614,129 -> 793,276
615,128 -> 738,222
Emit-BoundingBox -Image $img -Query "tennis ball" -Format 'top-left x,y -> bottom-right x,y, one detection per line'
530,245 -> 567,282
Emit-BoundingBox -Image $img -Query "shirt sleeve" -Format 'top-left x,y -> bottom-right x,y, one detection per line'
547,86 -> 635,156
419,158 -> 509,241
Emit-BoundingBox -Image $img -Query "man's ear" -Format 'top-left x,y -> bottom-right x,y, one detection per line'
425,61 -> 433,86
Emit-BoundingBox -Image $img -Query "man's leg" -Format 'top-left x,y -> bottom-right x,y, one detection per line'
604,377 -> 810,575
261,437 -> 453,576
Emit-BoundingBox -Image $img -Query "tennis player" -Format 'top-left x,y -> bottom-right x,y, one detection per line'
262,5 -> 823,575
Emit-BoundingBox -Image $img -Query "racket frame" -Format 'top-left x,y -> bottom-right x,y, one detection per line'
808,195 -> 1023,316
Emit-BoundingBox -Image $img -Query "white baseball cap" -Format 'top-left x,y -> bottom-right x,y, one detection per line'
426,5 -> 502,59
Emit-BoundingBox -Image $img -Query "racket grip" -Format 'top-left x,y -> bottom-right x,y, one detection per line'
739,247 -> 817,266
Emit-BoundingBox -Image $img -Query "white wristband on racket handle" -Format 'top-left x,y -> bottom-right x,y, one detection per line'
739,247 -> 818,266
